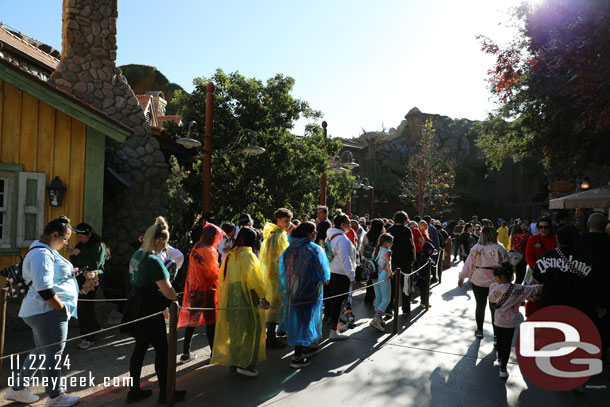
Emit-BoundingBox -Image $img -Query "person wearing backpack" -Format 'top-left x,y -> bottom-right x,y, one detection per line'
6,216 -> 80,406
361,219 -> 385,304
67,223 -> 108,350
369,233 -> 394,332
326,214 -> 356,340
387,211 -> 415,315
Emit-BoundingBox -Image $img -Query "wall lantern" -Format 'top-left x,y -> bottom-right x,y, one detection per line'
48,176 -> 66,207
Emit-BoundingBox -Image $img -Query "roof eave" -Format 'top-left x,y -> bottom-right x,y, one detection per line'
0,58 -> 132,142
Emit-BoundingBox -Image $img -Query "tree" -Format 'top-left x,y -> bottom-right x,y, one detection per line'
164,70 -> 348,248
477,0 -> 610,177
401,120 -> 456,216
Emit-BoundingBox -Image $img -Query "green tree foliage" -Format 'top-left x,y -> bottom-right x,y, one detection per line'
477,0 -> 610,177
165,70 -> 347,247
401,120 -> 457,216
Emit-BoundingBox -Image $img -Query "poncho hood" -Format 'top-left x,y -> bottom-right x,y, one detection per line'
263,222 -> 285,239
287,236 -> 312,247
202,223 -> 226,248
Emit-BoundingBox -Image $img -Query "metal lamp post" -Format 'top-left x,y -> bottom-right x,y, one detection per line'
176,81 -> 266,215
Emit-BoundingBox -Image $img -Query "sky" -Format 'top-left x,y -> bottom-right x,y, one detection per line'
1,0 -> 524,138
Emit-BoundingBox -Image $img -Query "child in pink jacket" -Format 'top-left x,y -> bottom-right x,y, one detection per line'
489,262 -> 542,379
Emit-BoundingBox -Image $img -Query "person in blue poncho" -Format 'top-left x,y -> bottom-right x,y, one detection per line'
279,221 -> 331,369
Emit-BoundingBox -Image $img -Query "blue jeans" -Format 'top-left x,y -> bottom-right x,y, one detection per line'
373,271 -> 391,312
13,307 -> 70,397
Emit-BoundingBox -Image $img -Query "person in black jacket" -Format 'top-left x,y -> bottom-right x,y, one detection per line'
581,213 -> 610,362
532,225 -> 595,318
315,206 -> 332,245
387,211 -> 416,314
68,223 -> 107,350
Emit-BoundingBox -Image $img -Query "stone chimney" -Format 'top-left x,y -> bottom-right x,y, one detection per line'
49,0 -> 169,270
50,0 -> 147,135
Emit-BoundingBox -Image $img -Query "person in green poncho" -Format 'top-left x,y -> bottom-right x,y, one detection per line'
68,223 -> 107,349
259,208 -> 292,348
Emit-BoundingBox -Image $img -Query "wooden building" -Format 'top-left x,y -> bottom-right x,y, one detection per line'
0,56 -> 131,270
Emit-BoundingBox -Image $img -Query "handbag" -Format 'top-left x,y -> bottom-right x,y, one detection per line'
508,249 -> 524,266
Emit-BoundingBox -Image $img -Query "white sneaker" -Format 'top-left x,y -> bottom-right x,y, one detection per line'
236,367 -> 259,377
337,322 -> 349,332
78,339 -> 93,349
45,393 -> 79,407
329,330 -> 348,341
4,388 -> 40,404
498,369 -> 509,379
370,318 -> 385,332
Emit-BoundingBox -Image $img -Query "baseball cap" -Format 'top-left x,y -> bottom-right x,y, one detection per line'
72,222 -> 93,234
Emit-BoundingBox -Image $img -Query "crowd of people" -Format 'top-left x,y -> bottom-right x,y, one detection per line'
4,208 -> 609,404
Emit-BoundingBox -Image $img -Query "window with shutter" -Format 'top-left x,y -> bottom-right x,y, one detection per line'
16,172 -> 46,248
0,171 -> 15,248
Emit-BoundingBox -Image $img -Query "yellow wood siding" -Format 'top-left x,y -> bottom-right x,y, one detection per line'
0,79 -> 86,268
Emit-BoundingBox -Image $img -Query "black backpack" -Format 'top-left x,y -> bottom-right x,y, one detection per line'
1,246 -> 54,299
362,240 -> 375,259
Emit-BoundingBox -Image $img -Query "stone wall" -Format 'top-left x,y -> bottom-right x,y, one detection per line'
48,0 -> 169,270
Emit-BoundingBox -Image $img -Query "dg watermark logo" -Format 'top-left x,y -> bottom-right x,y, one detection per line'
516,305 -> 602,391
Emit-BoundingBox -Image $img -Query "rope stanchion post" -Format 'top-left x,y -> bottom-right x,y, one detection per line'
0,288 -> 7,383
424,261 -> 431,309
438,249 -> 444,283
393,268 -> 401,334
166,301 -> 179,407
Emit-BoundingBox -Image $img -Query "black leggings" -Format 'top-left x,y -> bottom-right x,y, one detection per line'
327,274 -> 350,328
495,326 -> 515,369
471,284 -> 496,335
183,324 -> 215,355
77,284 -> 100,340
129,315 -> 168,395
514,263 -> 526,284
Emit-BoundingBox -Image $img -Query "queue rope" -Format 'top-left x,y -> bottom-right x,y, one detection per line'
0,311 -> 165,361
399,260 -> 432,277
180,278 -> 390,312
1,273 -> 432,361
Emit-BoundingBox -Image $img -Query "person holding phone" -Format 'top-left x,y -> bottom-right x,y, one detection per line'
5,216 -> 80,406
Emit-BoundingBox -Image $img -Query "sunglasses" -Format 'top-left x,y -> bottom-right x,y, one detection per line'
538,225 -> 551,230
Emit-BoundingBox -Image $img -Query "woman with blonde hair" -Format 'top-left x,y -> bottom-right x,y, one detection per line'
121,217 -> 186,404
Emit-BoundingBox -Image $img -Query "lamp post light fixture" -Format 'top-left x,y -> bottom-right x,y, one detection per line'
175,82 -> 266,214
48,176 -> 66,207
176,120 -> 202,149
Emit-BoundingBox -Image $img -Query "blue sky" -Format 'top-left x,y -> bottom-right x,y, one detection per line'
1,0 -> 523,138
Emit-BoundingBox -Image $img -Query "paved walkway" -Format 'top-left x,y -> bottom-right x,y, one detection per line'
1,264 -> 608,406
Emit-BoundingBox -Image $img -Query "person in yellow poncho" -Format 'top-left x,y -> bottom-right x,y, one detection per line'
211,227 -> 269,378
259,208 -> 292,348
497,221 -> 510,248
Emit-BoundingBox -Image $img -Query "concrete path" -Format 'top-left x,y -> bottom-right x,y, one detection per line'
2,264 -> 608,406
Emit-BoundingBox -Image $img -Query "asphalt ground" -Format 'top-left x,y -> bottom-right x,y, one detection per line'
1,263 -> 609,406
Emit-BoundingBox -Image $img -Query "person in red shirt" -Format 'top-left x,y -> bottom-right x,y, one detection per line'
409,220 -> 425,265
509,224 -> 529,284
525,216 -> 557,270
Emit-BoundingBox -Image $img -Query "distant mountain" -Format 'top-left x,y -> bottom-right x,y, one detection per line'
118,64 -> 185,115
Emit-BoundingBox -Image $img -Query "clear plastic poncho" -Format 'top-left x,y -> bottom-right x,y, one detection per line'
178,223 -> 225,328
211,246 -> 267,368
279,236 -> 331,347
259,222 -> 289,323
